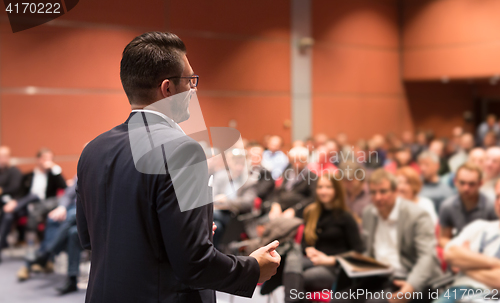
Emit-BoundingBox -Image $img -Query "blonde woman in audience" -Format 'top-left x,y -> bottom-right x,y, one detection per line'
396,166 -> 438,225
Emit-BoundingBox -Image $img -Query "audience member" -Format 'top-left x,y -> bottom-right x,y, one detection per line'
262,135 -> 289,180
480,146 -> 500,201
482,131 -> 498,148
267,147 -> 317,219
436,179 -> 500,303
307,145 -> 337,176
396,167 -> 438,225
418,151 -> 454,212
429,139 -> 450,175
365,137 -> 385,169
402,130 -> 424,161
439,163 -> 498,248
212,151 -> 256,247
283,173 -> 363,302
448,133 -> 474,173
334,168 -> 442,303
468,147 -> 485,168
17,176 -> 83,295
384,147 -> 420,174
476,114 -> 500,146
450,126 -> 464,150
339,162 -> 370,224
325,140 -> 341,166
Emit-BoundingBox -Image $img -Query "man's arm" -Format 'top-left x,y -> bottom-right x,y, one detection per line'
444,221 -> 500,270
464,268 -> 500,289
445,245 -> 500,270
156,140 -> 267,297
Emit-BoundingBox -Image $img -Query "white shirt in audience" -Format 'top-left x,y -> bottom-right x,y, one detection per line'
30,165 -> 63,200
30,167 -> 48,200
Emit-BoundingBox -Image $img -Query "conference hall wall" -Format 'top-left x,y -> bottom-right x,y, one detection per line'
403,0 -> 500,137
0,0 -> 291,177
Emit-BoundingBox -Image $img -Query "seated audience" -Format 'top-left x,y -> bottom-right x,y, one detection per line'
247,144 -> 276,202
418,151 -> 454,212
468,147 -> 486,168
429,139 -> 450,176
267,147 -> 317,219
212,150 -> 259,247
450,126 -> 464,151
436,179 -> 500,303
396,167 -> 438,225
340,162 -> 370,225
480,146 -> 500,201
17,176 -> 83,294
0,148 -> 66,259
439,163 -> 498,248
307,145 -> 337,176
476,114 -> 500,147
448,133 -> 474,173
325,140 -> 341,166
283,173 -> 363,302
262,135 -> 289,180
333,168 -> 442,303
402,130 -> 424,162
365,136 -> 385,169
384,147 -> 420,174
482,131 -> 498,149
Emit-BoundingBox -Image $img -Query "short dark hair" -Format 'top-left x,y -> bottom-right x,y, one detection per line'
36,147 -> 52,158
120,32 -> 187,105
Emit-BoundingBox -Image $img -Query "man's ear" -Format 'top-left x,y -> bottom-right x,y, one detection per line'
159,79 -> 172,98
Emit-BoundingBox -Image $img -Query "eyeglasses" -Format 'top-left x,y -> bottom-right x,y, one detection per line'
164,75 -> 199,88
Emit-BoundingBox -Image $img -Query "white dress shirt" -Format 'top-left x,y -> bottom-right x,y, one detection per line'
373,197 -> 407,277
30,165 -> 62,200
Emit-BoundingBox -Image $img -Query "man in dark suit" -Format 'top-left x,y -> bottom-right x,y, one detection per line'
76,32 -> 280,303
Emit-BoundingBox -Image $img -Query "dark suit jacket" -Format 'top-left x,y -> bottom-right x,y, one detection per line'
0,165 -> 22,199
254,166 -> 275,202
76,112 -> 260,303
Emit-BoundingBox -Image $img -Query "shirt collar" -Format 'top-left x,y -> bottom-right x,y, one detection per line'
33,167 -> 45,175
373,196 -> 401,223
131,109 -> 185,135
